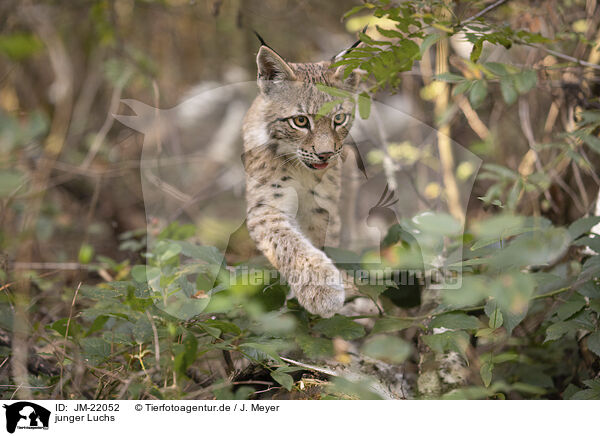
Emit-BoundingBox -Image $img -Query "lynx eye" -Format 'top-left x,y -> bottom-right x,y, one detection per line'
333,113 -> 347,126
291,115 -> 309,128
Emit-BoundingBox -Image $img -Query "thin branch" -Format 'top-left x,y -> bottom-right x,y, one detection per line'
435,25 -> 464,222
454,93 -> 490,140
61,282 -> 81,396
146,310 -> 161,372
461,0 -> 509,25
532,44 -> 600,71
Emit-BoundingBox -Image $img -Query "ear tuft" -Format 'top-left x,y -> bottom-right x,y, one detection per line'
257,46 -> 296,83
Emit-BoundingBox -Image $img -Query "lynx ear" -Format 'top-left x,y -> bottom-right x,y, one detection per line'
257,46 -> 296,84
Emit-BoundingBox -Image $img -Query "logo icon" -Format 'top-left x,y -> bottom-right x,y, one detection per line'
3,402 -> 50,433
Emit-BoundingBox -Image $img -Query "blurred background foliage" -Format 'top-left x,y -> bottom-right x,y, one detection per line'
0,0 -> 599,400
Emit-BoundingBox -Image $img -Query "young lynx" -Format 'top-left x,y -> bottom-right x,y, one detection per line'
243,42 -> 361,318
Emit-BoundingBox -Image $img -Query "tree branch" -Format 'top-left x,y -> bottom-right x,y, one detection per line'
461,0 -> 509,25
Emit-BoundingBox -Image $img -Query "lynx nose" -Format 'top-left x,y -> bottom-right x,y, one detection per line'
316,151 -> 334,161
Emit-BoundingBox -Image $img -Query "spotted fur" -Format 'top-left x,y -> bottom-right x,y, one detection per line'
243,46 -> 361,317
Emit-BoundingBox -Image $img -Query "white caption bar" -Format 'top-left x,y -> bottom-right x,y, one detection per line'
0,400 -> 594,435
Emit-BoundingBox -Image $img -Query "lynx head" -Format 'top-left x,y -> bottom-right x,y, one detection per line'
250,44 -> 362,171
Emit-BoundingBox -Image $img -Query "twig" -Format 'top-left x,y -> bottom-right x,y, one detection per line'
571,160 -> 589,210
454,93 -> 490,140
233,380 -> 274,386
517,97 -> 560,212
146,310 -> 161,372
532,45 -> 600,71
12,262 -> 102,270
461,0 -> 509,25
435,22 -> 464,222
578,148 -> 600,187
222,350 -> 235,376
62,282 -> 81,396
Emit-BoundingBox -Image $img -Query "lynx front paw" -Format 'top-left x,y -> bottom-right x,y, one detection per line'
295,283 -> 345,318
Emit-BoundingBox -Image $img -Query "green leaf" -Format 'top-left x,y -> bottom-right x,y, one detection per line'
376,26 -> 403,39
420,32 -> 443,56
328,376 -> 383,400
176,242 -> 223,264
555,293 -> 586,320
470,39 -> 483,63
574,236 -> 600,253
316,83 -> 351,99
492,227 -> 570,270
570,379 -> 600,399
579,133 -> 600,154
0,33 -> 44,61
239,342 -> 282,363
255,284 -> 287,312
131,265 -> 161,283
422,331 -> 470,362
343,5 -> 366,19
485,62 -> 509,76
469,80 -> 488,107
313,315 -> 365,340
49,318 -> 82,338
514,70 -> 537,94
358,92 -> 371,119
452,80 -> 472,96
442,386 -> 492,400
571,389 -> 600,400
102,331 -> 132,345
480,361 -> 493,387
361,335 -> 412,364
499,77 -> 517,105
432,23 -> 454,33
158,242 -> 182,263
371,317 -> 413,334
296,335 -> 334,359
545,321 -> 576,342
430,312 -> 479,330
132,317 -> 153,344
583,379 -> 600,390
271,370 -> 294,391
442,275 -> 487,309
470,237 -> 500,251
577,280 -> 600,299
586,331 -> 600,358
489,273 -> 535,333
357,284 -> 387,300
80,337 -> 111,365
479,163 -> 519,181
435,72 -> 465,83
492,351 -> 519,364
202,320 -> 239,336
484,300 -> 504,329
316,99 -> 343,118
198,322 -> 220,338
174,333 -> 198,376
78,244 -> 94,265
412,212 -> 462,236
154,288 -> 210,320
568,216 -> 600,240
